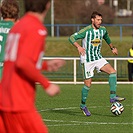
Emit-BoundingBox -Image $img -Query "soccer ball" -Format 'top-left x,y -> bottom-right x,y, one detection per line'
110,102 -> 124,116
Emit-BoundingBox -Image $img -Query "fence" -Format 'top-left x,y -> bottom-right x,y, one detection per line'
42,57 -> 133,84
45,24 -> 133,40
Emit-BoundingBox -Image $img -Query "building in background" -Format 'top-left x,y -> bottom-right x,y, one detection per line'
97,0 -> 132,17
109,0 -> 132,16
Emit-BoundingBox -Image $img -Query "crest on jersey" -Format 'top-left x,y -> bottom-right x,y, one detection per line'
91,38 -> 101,46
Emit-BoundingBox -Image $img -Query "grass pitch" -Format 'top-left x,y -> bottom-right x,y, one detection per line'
36,84 -> 133,133
45,36 -> 133,57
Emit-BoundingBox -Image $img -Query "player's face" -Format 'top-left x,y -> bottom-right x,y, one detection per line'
92,15 -> 102,29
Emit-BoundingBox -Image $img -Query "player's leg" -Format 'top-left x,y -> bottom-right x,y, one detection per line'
132,64 -> 133,81
81,79 -> 91,108
100,62 -> 125,103
0,112 -> 6,133
128,62 -> 132,81
1,111 -> 48,133
80,62 -> 94,116
100,63 -> 117,98
80,79 -> 91,116
21,111 -> 48,133
1,112 -> 26,133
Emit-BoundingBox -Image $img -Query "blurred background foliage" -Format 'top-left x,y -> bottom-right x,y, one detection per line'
16,0 -> 133,24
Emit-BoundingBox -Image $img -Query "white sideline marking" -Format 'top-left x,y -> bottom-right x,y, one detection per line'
39,105 -> 133,126
38,107 -> 77,112
43,119 -> 133,127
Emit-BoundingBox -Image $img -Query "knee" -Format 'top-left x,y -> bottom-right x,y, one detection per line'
84,78 -> 92,88
109,73 -> 117,77
84,81 -> 91,88
110,70 -> 117,74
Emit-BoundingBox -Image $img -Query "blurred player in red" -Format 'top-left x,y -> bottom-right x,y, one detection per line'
0,0 -> 19,79
0,0 -> 65,133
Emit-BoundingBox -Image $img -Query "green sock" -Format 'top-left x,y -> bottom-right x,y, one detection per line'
109,73 -> 117,98
80,85 -> 90,107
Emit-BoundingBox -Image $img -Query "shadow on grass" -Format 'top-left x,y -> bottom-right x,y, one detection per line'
49,109 -> 82,116
92,112 -> 117,117
48,109 -> 117,118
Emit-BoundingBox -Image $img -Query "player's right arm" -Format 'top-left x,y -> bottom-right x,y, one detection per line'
15,44 -> 60,96
16,55 -> 60,96
41,59 -> 66,72
5,31 -> 60,96
69,28 -> 86,55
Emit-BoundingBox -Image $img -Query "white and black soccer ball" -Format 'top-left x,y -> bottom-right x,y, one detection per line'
110,102 -> 124,116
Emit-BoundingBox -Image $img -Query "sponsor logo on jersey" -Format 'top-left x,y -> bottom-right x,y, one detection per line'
0,27 -> 10,34
91,38 -> 101,46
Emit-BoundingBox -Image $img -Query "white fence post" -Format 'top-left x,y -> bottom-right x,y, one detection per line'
74,58 -> 77,84
114,58 -> 117,71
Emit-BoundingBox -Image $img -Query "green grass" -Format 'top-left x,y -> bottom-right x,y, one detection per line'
36,84 -> 133,133
45,36 -> 133,57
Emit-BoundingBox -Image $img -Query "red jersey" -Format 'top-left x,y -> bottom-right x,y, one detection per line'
0,13 -> 50,112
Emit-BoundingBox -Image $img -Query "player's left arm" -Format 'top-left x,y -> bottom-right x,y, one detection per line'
42,59 -> 66,72
103,29 -> 118,55
15,31 -> 51,89
108,43 -> 118,55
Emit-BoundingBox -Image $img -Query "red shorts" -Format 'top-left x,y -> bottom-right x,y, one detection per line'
0,110 -> 48,133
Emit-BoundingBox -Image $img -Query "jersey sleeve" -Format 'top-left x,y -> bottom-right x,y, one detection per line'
103,29 -> 111,45
15,29 -> 51,89
69,28 -> 86,44
41,61 -> 48,70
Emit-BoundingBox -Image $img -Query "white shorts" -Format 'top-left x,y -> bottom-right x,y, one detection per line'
81,58 -> 108,79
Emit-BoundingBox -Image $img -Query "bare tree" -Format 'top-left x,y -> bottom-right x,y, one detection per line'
54,0 -> 115,35
54,0 -> 114,24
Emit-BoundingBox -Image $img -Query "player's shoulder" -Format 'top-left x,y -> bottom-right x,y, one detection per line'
83,25 -> 92,30
100,26 -> 107,30
13,14 -> 46,33
79,25 -> 92,33
0,20 -> 13,26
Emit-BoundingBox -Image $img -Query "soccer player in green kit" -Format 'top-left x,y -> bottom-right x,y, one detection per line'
0,0 -> 19,79
69,11 -> 125,116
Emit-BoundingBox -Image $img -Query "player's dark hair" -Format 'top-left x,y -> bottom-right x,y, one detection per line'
0,0 -> 19,20
91,11 -> 102,19
24,0 -> 50,13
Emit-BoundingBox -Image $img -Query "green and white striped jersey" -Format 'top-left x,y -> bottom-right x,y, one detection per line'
0,20 -> 14,62
69,24 -> 111,63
